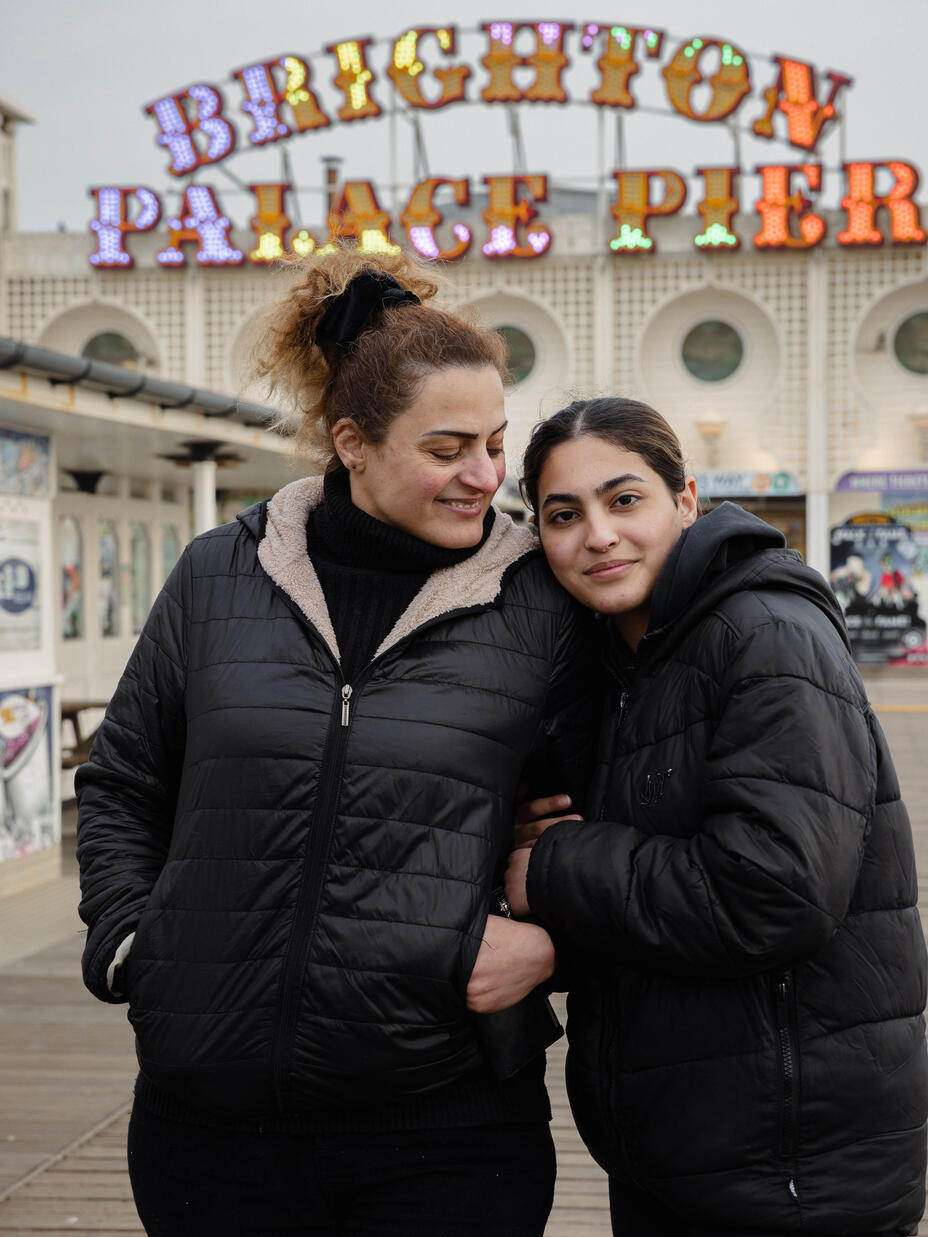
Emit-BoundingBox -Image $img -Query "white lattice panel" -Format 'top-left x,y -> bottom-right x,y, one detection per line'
827,246 -> 928,477
612,249 -> 809,476
6,275 -> 94,342
204,268 -> 284,393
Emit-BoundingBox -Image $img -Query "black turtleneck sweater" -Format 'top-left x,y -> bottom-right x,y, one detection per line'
306,468 -> 495,681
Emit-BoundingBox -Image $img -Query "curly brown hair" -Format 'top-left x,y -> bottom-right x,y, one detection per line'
253,248 -> 507,470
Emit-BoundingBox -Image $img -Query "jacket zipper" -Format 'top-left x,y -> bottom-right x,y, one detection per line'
272,676 -> 355,1113
775,972 -> 799,1165
267,589 -> 506,1115
598,689 -> 628,821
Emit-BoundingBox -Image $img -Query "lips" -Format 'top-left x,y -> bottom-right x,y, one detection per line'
585,559 -> 635,578
438,498 -> 484,515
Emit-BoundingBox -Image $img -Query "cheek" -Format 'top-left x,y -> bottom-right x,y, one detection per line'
413,468 -> 453,504
539,532 -> 577,579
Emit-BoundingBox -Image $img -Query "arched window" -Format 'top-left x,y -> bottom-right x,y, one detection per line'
82,331 -> 140,369
682,321 -> 743,382
99,521 -> 120,637
60,515 -> 83,640
161,525 -> 181,583
130,523 -> 151,635
894,312 -> 928,375
497,325 -> 537,385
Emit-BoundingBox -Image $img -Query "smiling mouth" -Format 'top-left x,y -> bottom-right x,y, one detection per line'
438,498 -> 484,515
585,560 -> 635,577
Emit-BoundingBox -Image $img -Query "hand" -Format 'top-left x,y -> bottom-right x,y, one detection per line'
504,846 -> 532,918
465,914 -> 555,1013
515,791 -> 582,849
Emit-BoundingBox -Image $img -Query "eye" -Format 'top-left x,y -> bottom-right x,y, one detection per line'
546,509 -> 578,526
487,447 -> 505,458
612,493 -> 640,509
430,450 -> 463,462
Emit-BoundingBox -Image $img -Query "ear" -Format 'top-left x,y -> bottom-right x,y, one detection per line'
331,418 -> 367,472
679,476 -> 698,528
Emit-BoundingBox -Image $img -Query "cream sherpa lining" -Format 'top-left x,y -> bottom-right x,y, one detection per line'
257,475 -> 537,668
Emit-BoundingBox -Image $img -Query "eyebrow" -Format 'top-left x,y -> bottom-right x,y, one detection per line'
541,473 -> 645,510
421,421 -> 508,441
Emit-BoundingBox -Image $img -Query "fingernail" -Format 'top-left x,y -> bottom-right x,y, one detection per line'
556,795 -> 571,806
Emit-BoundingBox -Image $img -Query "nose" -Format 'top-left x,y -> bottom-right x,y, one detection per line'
585,512 -> 618,552
459,449 -> 504,495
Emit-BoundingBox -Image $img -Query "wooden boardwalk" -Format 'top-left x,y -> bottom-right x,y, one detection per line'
0,669 -> 924,1234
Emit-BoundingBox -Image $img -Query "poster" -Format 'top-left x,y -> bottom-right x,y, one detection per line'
0,518 -> 41,651
0,428 -> 51,497
830,514 -> 927,666
0,686 -> 55,861
60,515 -> 83,639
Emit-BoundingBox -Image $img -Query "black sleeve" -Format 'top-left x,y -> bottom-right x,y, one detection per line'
75,549 -> 191,1002
521,599 -> 600,807
526,617 -> 876,978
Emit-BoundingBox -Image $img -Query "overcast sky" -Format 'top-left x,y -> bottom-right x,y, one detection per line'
3,0 -> 927,234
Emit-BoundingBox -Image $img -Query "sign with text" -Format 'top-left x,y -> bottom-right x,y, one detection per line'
86,22 -> 925,268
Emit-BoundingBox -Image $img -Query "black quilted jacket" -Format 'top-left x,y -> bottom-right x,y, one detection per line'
76,476 -> 590,1119
527,503 -> 927,1236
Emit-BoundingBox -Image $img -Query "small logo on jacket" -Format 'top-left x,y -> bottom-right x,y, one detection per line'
639,768 -> 672,805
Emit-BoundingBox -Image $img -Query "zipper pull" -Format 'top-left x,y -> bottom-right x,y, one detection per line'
775,975 -> 791,1027
341,684 -> 352,727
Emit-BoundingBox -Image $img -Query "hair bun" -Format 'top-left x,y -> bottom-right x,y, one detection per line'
316,270 -> 421,351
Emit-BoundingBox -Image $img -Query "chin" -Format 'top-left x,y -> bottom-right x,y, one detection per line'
437,525 -> 484,549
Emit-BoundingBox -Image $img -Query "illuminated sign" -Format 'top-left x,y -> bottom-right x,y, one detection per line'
87,21 -> 925,268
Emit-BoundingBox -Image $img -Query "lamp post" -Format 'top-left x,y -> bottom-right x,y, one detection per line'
694,410 -> 726,469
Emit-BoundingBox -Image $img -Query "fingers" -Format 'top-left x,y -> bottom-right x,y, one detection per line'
515,793 -> 573,824
515,812 -> 582,848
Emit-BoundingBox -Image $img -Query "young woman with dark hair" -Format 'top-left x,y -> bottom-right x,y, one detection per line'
75,252 -> 593,1237
507,396 -> 928,1237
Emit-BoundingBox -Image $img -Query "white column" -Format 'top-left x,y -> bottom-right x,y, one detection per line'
805,250 -> 830,579
192,459 -> 218,534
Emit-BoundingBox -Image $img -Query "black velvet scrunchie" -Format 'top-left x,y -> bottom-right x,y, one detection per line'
315,270 -> 421,350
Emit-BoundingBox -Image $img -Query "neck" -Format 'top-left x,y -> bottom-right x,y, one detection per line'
613,607 -> 649,653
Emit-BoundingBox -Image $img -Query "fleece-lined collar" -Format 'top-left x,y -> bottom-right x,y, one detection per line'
257,475 -> 537,667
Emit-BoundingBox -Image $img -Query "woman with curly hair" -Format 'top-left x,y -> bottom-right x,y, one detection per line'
76,251 -> 592,1237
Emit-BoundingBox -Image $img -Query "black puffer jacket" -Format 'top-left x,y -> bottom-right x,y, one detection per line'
528,503 -> 927,1235
76,477 -> 591,1119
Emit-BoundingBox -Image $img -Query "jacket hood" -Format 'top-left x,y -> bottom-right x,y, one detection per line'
237,475 -> 538,666
646,501 -> 850,652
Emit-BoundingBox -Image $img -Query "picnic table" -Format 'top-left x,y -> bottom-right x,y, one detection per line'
60,700 -> 108,769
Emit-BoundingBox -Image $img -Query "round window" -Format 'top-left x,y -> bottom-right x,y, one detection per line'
81,331 -> 140,369
681,321 -> 743,382
498,325 -> 536,385
893,312 -> 928,375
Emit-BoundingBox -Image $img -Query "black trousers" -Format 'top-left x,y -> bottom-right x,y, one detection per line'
127,1100 -> 556,1237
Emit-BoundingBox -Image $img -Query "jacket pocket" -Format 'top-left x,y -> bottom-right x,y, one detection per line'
773,971 -> 801,1159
